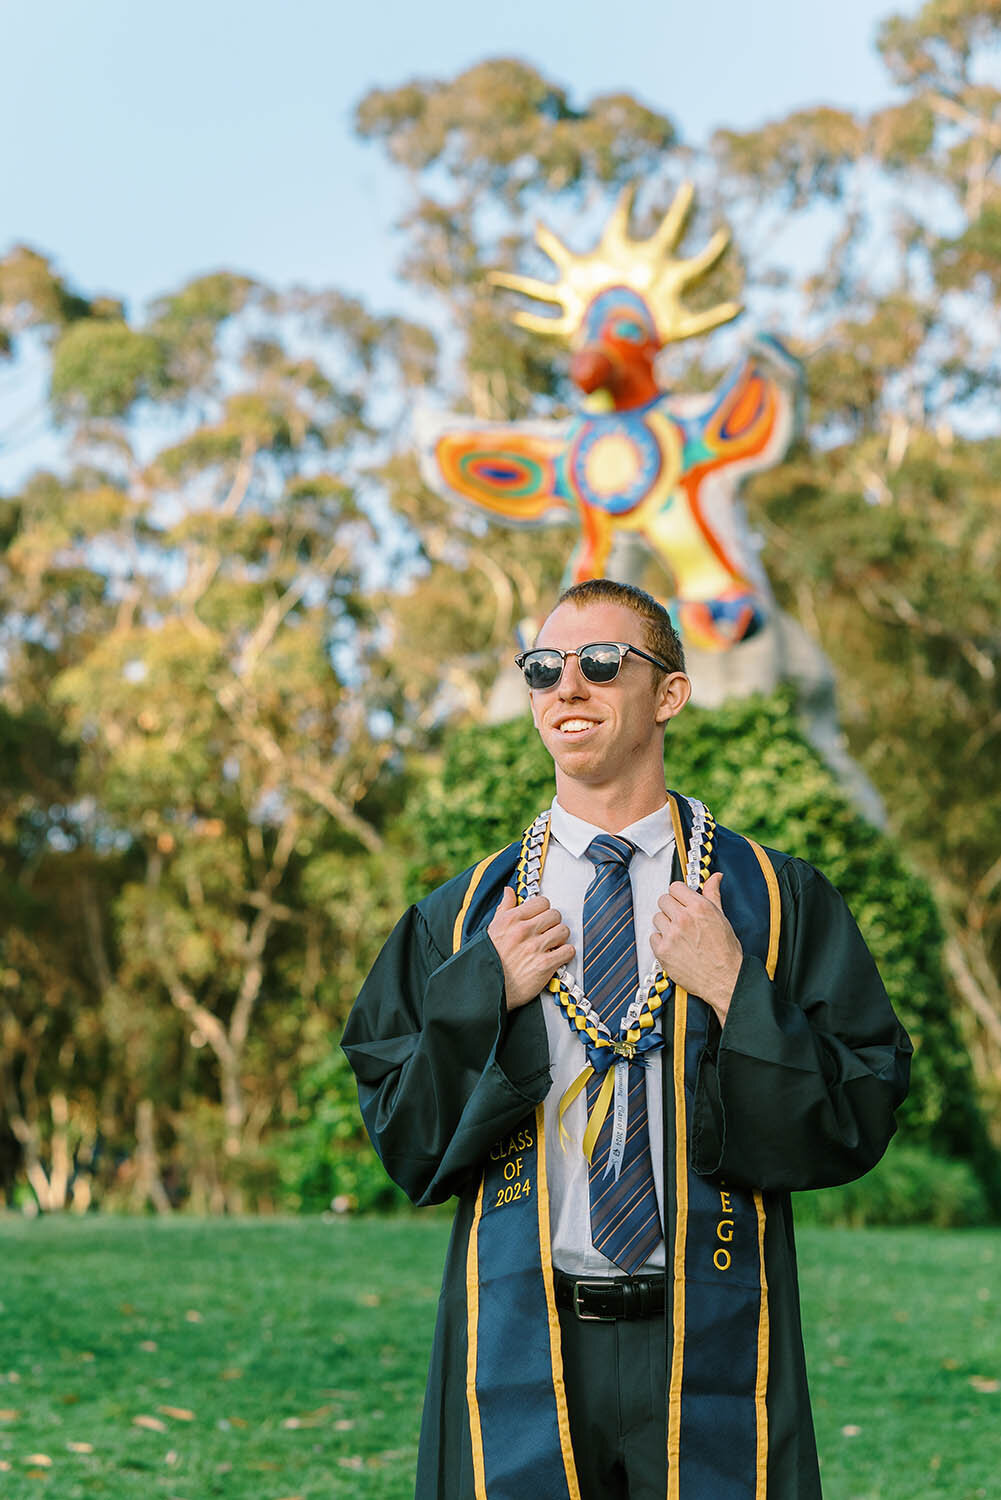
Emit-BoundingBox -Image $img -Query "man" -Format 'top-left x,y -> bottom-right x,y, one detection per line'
343,578 -> 911,1500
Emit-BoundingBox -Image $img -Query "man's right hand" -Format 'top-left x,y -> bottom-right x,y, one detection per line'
487,888 -> 575,1011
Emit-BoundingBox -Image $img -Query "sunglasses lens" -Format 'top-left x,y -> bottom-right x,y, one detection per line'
578,644 -> 623,683
521,651 -> 563,689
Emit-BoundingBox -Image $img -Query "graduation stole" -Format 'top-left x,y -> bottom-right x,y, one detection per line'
454,793 -> 781,1500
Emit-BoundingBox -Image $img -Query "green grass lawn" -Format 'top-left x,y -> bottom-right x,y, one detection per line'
0,1216 -> 997,1499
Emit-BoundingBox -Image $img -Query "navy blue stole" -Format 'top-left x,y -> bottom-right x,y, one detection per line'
665,793 -> 780,1500
452,837 -> 579,1499
453,794 -> 781,1500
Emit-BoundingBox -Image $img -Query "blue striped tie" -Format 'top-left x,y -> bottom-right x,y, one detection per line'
583,834 -> 663,1274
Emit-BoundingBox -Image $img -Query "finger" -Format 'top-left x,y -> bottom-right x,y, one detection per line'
703,871 -> 724,910
668,880 -> 697,907
547,943 -> 575,970
540,922 -> 571,951
516,894 -> 551,918
496,886 -> 516,914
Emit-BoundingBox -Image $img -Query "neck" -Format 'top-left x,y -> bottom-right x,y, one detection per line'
554,772 -> 669,833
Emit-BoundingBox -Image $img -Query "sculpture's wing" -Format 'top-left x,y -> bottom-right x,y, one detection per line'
416,410 -> 572,528
661,334 -> 804,461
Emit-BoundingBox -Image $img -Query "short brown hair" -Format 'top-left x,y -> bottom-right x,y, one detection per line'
552,578 -> 686,675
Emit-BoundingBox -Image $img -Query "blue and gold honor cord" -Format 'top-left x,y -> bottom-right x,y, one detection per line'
515,802 -> 717,1165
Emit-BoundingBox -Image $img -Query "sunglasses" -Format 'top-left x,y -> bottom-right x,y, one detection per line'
514,640 -> 673,691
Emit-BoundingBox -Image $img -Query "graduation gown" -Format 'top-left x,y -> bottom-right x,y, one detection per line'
342,805 -> 911,1500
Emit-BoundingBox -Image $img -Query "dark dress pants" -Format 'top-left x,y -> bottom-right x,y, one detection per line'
557,1304 -> 668,1500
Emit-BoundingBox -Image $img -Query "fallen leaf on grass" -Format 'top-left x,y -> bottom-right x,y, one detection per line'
184,1310 -> 203,1323
226,1415 -> 248,1428
138,1341 -> 158,1353
942,1357 -> 960,1370
118,1303 -> 137,1317
165,1451 -> 179,1467
0,1408 -> 20,1421
0,1460 -> 10,1470
26,1471 -> 49,1480
219,1368 -> 243,1381
67,1443 -> 93,1454
157,1405 -> 195,1422
24,1455 -> 52,1467
133,1415 -> 168,1433
357,1292 -> 381,1307
334,1419 -> 354,1431
281,1405 -> 332,1430
337,1456 -> 364,1471
840,1425 -> 862,1437
969,1376 -> 1000,1393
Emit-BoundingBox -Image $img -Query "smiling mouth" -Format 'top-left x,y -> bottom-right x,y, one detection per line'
556,718 -> 599,736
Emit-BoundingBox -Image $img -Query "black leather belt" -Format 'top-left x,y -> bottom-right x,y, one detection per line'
554,1270 -> 665,1322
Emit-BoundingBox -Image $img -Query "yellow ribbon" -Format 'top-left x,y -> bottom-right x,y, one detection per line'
558,1065 -> 616,1165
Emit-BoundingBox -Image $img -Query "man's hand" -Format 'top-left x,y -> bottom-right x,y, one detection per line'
650,872 -> 743,1025
487,888 -> 575,1011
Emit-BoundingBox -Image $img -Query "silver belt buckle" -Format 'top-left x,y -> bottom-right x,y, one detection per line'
573,1279 -> 616,1322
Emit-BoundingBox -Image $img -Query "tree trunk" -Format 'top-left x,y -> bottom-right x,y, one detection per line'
131,1099 -> 172,1214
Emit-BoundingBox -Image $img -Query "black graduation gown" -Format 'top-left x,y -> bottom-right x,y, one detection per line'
342,826 -> 911,1500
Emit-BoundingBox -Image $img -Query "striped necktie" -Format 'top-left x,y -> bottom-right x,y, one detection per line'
583,834 -> 663,1274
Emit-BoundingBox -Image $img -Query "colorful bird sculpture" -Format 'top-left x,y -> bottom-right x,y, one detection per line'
417,182 -> 803,652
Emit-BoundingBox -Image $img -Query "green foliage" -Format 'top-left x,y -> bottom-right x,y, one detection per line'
356,60 -> 676,202
0,244 -> 96,339
50,320 -> 168,419
268,1051 -> 409,1215
795,1146 -> 991,1227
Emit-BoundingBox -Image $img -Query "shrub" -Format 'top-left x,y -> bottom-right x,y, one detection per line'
794,1147 -> 991,1228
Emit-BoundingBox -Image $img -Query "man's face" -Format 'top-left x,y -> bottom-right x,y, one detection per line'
528,599 -> 684,795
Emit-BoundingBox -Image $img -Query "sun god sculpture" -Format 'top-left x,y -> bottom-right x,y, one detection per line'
418,183 -> 803,652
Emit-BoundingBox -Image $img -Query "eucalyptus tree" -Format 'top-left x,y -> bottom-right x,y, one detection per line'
0,252 -> 434,1206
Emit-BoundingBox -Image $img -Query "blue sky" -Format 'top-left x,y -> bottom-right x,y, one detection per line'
3,0 -> 907,313
0,1 -> 911,482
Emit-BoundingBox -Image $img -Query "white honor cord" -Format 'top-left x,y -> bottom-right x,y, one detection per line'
604,1064 -> 631,1180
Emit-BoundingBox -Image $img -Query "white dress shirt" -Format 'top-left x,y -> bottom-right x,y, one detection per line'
539,796 -> 675,1275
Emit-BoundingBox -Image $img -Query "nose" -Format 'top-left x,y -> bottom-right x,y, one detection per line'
556,652 -> 590,698
570,348 -> 616,394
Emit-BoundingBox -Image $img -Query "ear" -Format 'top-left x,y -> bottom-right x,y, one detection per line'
655,671 -> 691,725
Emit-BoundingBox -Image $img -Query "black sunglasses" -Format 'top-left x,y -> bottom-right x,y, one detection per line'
514,640 -> 673,691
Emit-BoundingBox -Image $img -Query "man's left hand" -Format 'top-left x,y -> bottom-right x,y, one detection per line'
650,872 -> 743,1025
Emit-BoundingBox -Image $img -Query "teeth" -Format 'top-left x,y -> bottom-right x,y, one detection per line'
559,719 -> 596,733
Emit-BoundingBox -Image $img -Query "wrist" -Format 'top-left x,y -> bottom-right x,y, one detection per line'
707,955 -> 743,1021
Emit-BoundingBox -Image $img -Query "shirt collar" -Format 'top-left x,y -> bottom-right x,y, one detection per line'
549,796 -> 675,860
